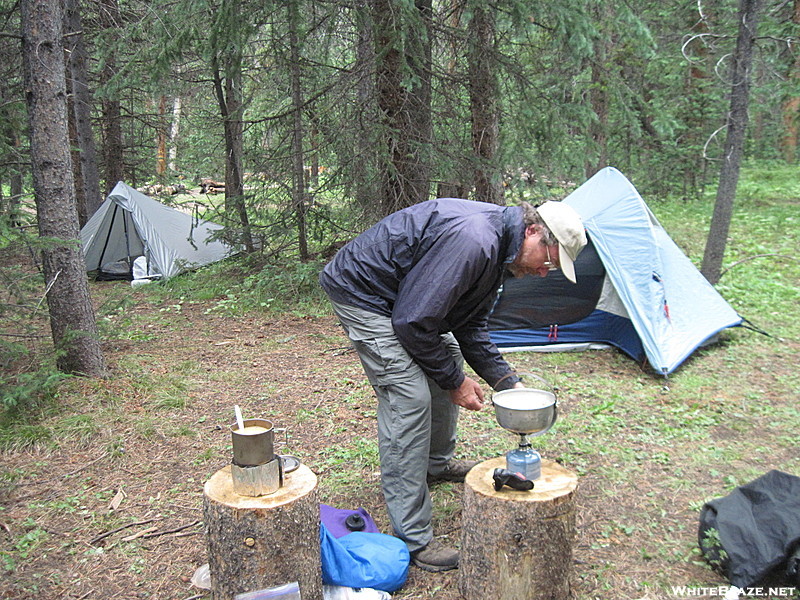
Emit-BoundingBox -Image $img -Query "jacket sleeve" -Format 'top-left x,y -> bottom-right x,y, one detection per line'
452,317 -> 520,391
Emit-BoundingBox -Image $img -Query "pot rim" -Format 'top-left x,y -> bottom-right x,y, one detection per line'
492,387 -> 556,410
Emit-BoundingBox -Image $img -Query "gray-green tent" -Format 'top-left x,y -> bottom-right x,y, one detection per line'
81,181 -> 235,279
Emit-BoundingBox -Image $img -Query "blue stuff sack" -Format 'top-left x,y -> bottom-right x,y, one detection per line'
320,524 -> 409,592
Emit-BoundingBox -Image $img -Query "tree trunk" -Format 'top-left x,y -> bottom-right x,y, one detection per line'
168,96 -> 181,172
681,6 -> 715,199
289,0 -> 309,261
67,93 -> 85,224
780,0 -> 800,163
21,0 -> 106,377
353,0 -> 380,218
211,37 -> 254,253
64,0 -> 102,225
586,56 -> 610,178
99,0 -> 124,195
156,95 -> 168,177
586,3 -> 612,179
373,0 -> 433,215
701,0 -> 762,284
1,86 -> 25,227
468,5 -> 503,205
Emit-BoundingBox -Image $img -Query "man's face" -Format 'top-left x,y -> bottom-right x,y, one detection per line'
508,225 -> 560,278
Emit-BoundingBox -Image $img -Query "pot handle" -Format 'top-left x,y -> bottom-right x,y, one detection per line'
495,371 -> 556,393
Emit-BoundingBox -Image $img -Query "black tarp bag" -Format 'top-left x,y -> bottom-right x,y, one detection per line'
698,470 -> 800,590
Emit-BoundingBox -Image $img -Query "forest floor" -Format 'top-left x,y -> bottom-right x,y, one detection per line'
1,278 -> 799,600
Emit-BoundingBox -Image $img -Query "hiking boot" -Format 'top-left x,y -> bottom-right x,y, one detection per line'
427,459 -> 479,484
411,539 -> 459,572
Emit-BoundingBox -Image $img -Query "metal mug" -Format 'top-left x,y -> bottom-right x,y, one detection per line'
230,418 -> 286,467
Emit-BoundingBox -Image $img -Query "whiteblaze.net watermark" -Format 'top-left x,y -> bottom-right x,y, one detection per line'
671,586 -> 798,597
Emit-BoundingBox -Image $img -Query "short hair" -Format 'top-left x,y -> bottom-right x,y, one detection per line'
521,201 -> 558,246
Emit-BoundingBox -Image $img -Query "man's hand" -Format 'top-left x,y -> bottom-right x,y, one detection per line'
449,376 -> 485,411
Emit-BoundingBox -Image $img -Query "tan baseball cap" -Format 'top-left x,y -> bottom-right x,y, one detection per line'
537,201 -> 587,283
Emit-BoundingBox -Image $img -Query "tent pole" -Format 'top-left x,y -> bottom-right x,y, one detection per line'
122,208 -> 132,269
97,202 -> 119,270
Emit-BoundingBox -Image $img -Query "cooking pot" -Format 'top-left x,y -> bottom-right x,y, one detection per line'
492,373 -> 557,436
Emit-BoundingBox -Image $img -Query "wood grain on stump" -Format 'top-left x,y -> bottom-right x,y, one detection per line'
203,463 -> 321,600
460,457 -> 579,600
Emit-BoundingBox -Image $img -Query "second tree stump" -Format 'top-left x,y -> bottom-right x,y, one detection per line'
460,457 -> 579,600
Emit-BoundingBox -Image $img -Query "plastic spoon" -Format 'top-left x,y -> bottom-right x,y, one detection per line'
234,405 -> 245,432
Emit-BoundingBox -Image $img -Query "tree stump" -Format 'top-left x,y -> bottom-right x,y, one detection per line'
460,457 -> 579,600
203,463 -> 322,600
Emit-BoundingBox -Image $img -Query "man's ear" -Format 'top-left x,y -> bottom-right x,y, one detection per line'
525,224 -> 539,237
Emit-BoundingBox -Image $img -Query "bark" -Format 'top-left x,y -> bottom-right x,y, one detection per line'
0,47 -> 24,227
67,93 -> 85,221
701,0 -> 762,284
99,0 -> 124,194
587,56 -> 610,178
289,0 -> 309,261
437,0 -> 470,199
211,56 -> 255,252
780,0 -> 800,163
682,8 -> 714,197
586,3 -> 612,179
460,458 -> 578,600
156,95 -> 167,176
0,108 -> 24,223
21,0 -> 105,377
468,5 -> 503,205
65,0 -> 102,224
203,464 -> 321,600
168,96 -> 181,172
210,6 -> 254,254
373,0 -> 433,215
352,0 -> 380,217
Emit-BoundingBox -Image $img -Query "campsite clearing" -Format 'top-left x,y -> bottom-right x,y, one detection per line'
1,277 -> 798,599
3,163 -> 800,599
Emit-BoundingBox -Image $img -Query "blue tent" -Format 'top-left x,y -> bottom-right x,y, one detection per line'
489,167 -> 742,375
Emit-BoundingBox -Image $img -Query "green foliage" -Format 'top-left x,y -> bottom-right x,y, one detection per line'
0,520 -> 48,573
0,366 -> 67,415
238,259 -> 328,313
129,252 -> 330,316
699,528 -> 729,572
0,228 -> 70,425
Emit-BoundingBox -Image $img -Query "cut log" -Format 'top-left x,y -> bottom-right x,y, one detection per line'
203,463 -> 321,600
460,457 -> 579,600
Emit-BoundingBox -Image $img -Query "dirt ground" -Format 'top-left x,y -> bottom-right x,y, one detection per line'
1,280 -> 796,600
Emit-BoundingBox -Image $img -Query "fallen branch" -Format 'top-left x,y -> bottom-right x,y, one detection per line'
65,454 -> 109,478
121,526 -> 159,542
140,520 -> 202,539
88,518 -> 158,545
174,530 -> 201,538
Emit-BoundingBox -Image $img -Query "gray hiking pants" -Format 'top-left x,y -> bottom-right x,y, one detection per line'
329,300 -> 463,551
